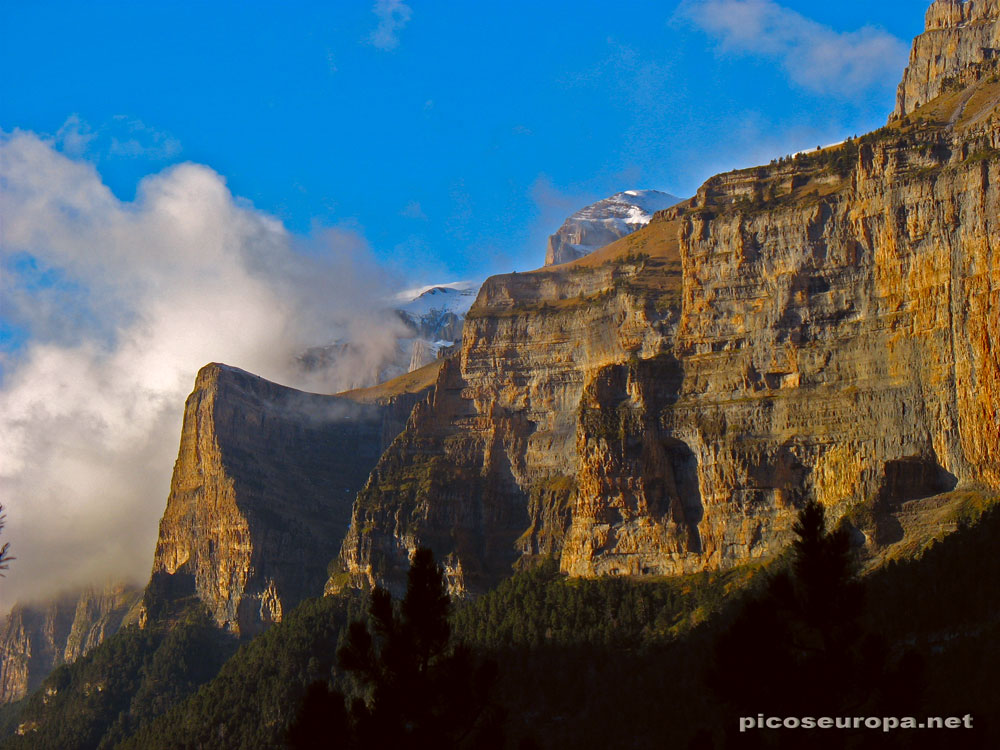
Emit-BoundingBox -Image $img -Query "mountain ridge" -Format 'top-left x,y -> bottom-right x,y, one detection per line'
2,3 -> 1000,744
141,362 -> 430,636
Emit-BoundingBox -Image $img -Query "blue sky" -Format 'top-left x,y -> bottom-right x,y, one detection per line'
3,0 -> 926,282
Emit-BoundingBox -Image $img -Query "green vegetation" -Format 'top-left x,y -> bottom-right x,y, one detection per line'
0,504 -> 13,575
6,501 -> 1000,748
452,503 -> 1000,748
289,549 -> 503,749
0,702 -> 24,740
710,502 -> 908,747
119,593 -> 366,750
453,557 -> 766,649
966,147 -> 1000,164
615,250 -> 650,265
444,556 -> 774,749
1,602 -> 234,750
866,500 -> 1000,641
786,139 -> 860,178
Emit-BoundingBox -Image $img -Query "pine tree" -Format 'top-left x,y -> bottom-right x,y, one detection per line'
289,548 -> 504,750
707,501 -> 919,749
0,504 -> 13,576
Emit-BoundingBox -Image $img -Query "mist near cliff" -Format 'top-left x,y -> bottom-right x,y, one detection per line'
0,131 -> 409,610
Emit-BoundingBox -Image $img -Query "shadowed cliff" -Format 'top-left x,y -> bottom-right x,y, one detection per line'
0,582 -> 142,705
144,363 -> 431,636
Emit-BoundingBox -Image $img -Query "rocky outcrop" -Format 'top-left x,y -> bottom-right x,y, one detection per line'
894,0 -> 1000,118
545,190 -> 680,266
0,582 -> 141,704
145,363 -> 428,636
63,582 -> 143,663
336,26 -> 1000,593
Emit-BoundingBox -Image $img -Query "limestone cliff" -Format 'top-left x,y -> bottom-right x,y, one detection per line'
0,582 -> 141,704
145,363 -> 428,636
336,18 -> 1000,593
894,0 -> 999,118
335,221 -> 695,593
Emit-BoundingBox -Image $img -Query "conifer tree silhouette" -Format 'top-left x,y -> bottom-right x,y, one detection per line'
289,548 -> 503,750
0,504 -> 13,576
708,501 -> 924,749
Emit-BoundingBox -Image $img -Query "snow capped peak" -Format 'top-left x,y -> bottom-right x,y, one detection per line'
396,279 -> 481,304
567,189 -> 680,224
389,279 -> 481,374
545,188 -> 681,266
396,280 -> 481,319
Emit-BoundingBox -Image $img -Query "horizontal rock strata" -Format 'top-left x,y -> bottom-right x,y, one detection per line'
337,61 -> 999,593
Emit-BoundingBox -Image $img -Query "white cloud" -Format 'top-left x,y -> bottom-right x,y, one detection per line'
53,114 -> 182,162
368,0 -> 412,51
681,0 -> 908,96
106,116 -> 182,159
54,114 -> 97,157
401,200 -> 427,220
0,131 -> 408,610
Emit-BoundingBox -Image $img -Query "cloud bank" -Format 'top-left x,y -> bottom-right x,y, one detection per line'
682,0 -> 908,96
0,131 -> 407,609
368,0 -> 412,51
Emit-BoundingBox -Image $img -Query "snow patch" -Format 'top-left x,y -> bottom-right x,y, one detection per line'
395,280 -> 481,320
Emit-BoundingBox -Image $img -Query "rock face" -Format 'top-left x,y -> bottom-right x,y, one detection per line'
336,22 -> 1000,594
145,363 -> 428,636
545,190 -> 680,266
894,0 -> 1000,118
0,582 -> 141,704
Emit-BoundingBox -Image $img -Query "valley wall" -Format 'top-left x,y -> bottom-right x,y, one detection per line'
337,4 -> 1000,592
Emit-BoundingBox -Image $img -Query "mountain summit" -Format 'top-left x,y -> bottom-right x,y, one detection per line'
544,189 -> 680,266
893,0 -> 1000,118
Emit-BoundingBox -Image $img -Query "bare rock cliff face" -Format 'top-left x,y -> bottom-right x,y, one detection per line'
336,224 -> 692,594
0,582 -> 141,704
337,24 -> 1000,593
145,363 -> 425,636
894,0 -> 999,118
